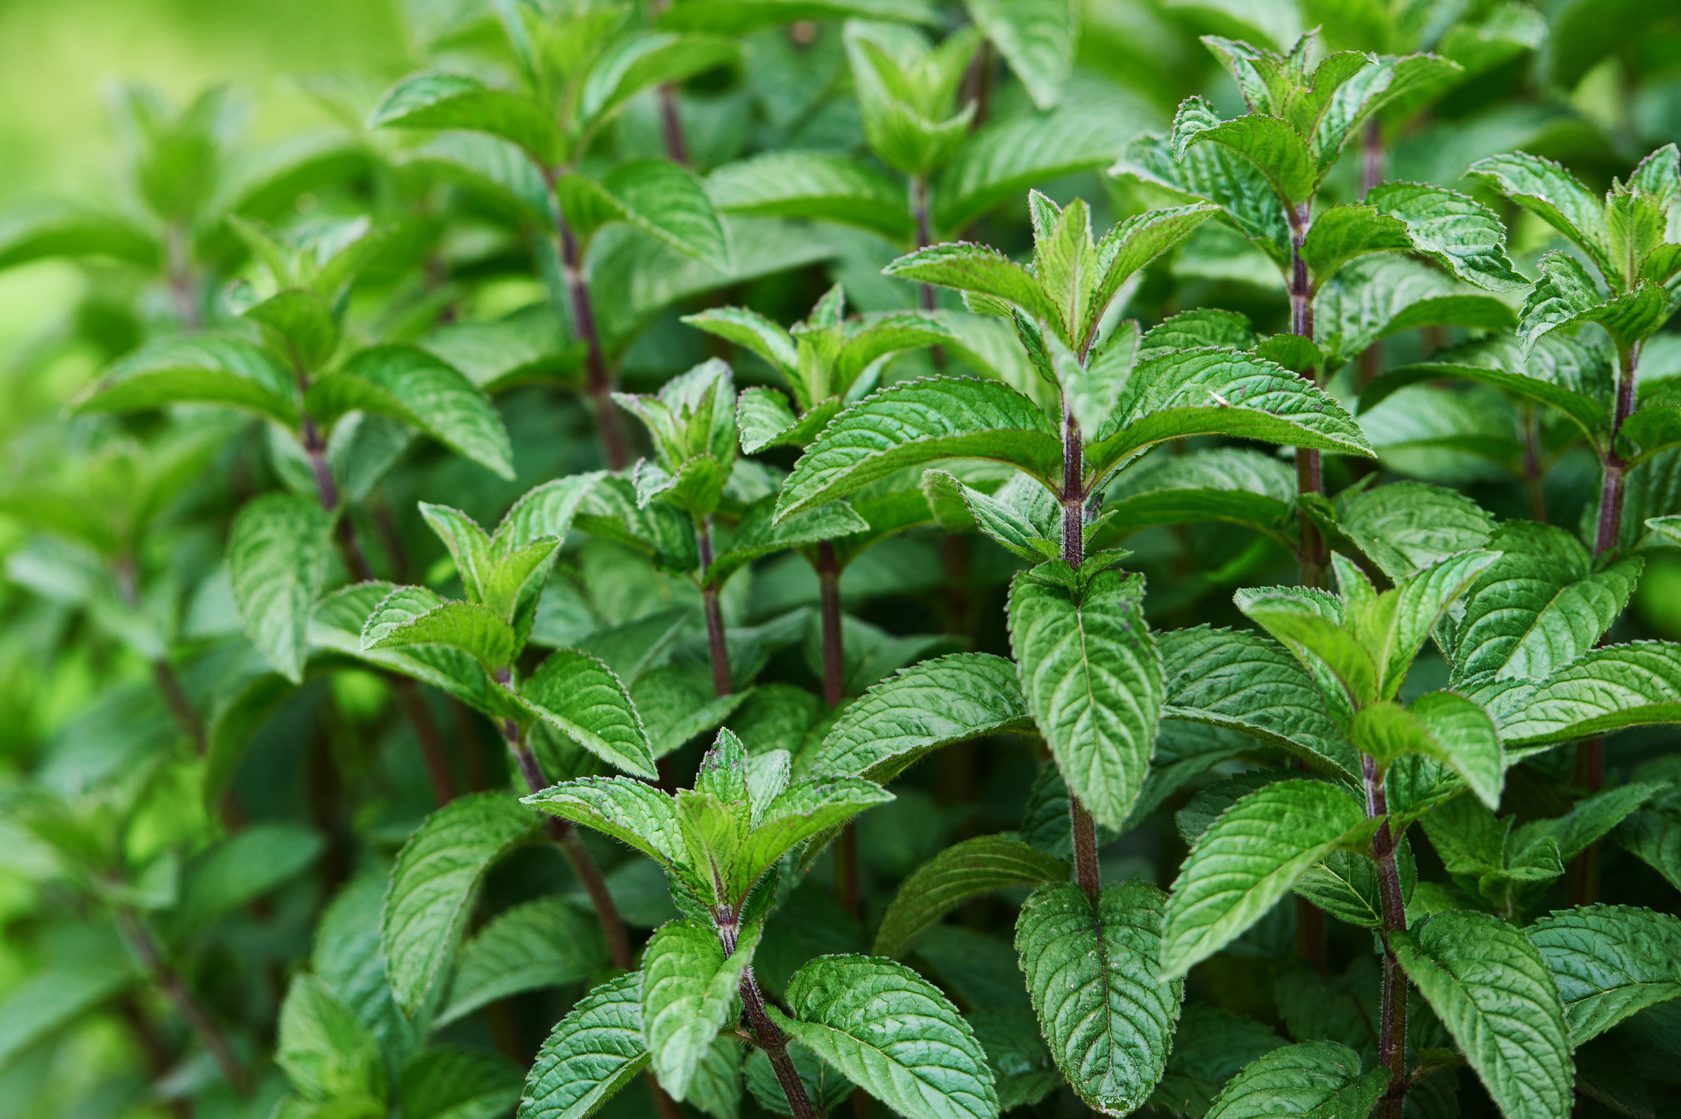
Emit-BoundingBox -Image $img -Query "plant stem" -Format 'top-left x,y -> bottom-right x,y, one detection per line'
717,909 -> 820,1119
646,0 -> 689,164
543,167 -> 631,470
299,411 -> 459,805
817,539 -> 862,921
1287,201 -> 1328,589
498,693 -> 633,970
1362,755 -> 1409,1119
116,907 -> 252,1097
1572,339 -> 1640,903
114,555 -> 208,756
166,222 -> 200,331
912,176 -> 936,313
1356,121 -> 1385,389
1521,408 -> 1549,522
697,516 -> 733,697
117,994 -> 193,1119
1059,400 -> 1102,904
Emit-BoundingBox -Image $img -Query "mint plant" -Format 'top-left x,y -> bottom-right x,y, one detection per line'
8,5 -> 1681,1119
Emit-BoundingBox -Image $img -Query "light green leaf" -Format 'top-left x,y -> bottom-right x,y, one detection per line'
278,974 -> 387,1102
1014,882 -> 1183,1115
965,0 -> 1077,110
578,32 -> 737,130
312,583 -> 506,716
399,1047 -> 522,1119
518,649 -> 656,779
1008,563 -> 1164,831
383,793 -> 539,1015
1526,904 -> 1681,1047
811,652 -> 1032,782
565,161 -> 732,271
0,202 -> 159,271
1159,626 -> 1357,778
770,954 -> 999,1119
1450,523 -> 1639,686
884,242 -> 1057,323
1298,203 -> 1411,281
923,470 -> 1060,561
519,973 -> 650,1119
1349,692 -> 1503,808
875,835 -> 1066,957
1089,348 -> 1375,477
73,334 -> 300,426
1367,181 -> 1528,292
1232,584 -> 1373,718
1160,780 -> 1370,979
724,778 -> 893,903
1468,151 -> 1611,280
307,347 -> 514,478
438,898 -> 607,1027
1102,448 -> 1294,538
706,496 -> 870,586
1489,641 -> 1681,747
1393,910 -> 1573,1119
935,99 -> 1143,235
228,493 -> 332,683
642,919 -> 759,1100
361,586 -> 519,671
1519,252 -> 1668,352
1203,1041 -> 1386,1119
522,776 -> 685,868
659,0 -> 940,32
370,71 -> 560,163
775,377 -> 1061,520
0,940 -> 138,1071
1182,113 -> 1318,204
1371,550 -> 1501,699
707,151 -> 913,240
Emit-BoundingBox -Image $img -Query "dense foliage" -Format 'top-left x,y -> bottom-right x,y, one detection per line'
5,2 -> 1681,1117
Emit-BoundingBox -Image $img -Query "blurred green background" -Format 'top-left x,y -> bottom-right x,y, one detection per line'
0,0 -> 406,361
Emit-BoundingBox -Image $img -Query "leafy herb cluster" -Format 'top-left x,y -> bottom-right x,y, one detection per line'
4,3 -> 1681,1119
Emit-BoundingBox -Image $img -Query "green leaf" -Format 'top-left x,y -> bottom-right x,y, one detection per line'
1088,348 -> 1375,476
1366,181 -> 1528,292
1102,448 -> 1294,538
884,242 -> 1057,324
1158,626 -> 1357,778
228,493 -> 332,683
1151,1005 -> 1285,1118
522,776 -> 686,868
935,100 -> 1142,235
1361,333 -> 1610,448
1393,910 -> 1573,1119
707,151 -> 913,240
719,777 -> 893,904
1526,904 -> 1681,1048
74,334 -> 300,426
1315,255 -> 1516,374
1468,151 -> 1611,281
1298,203 -> 1411,281
875,835 -> 1066,957
1182,113 -> 1318,204
775,378 -> 1061,520
811,653 -> 1032,782
1349,692 -> 1504,808
362,586 -> 519,671
659,0 -> 940,32
1333,481 -> 1496,582
518,649 -> 656,779
1203,1041 -> 1385,1119
0,939 -> 138,1071
312,583 -> 506,716
1371,550 -> 1502,698
370,71 -> 561,164
278,973 -> 387,1103
176,822 -> 325,929
383,793 -> 538,1015
1160,780 -> 1371,979
965,0 -> 1077,111
706,496 -> 869,587
770,954 -> 1000,1119
1014,881 -> 1183,1115
1489,641 -> 1681,747
438,898 -> 607,1027
1232,584 -> 1374,718
308,347 -> 514,478
519,973 -> 650,1119
564,161 -> 732,271
1450,523 -> 1639,686
923,470 -> 1060,561
399,1047 -> 522,1119
0,202 -> 159,270
642,919 -> 759,1100
577,32 -> 737,130
1008,563 -> 1164,831
1519,252 -> 1668,352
